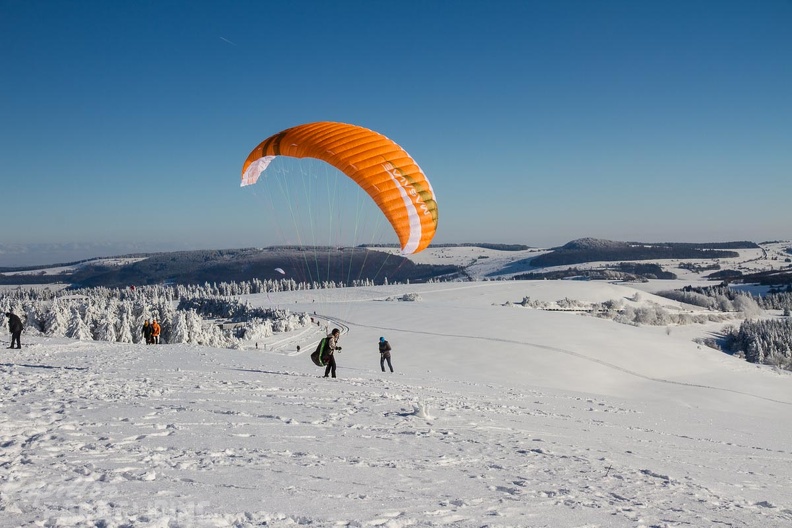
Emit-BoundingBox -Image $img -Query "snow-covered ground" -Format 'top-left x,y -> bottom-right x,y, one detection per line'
383,246 -> 552,279
1,280 -> 790,527
1,257 -> 148,277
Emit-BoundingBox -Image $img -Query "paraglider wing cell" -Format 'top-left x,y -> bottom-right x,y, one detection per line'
240,122 -> 438,254
241,156 -> 276,186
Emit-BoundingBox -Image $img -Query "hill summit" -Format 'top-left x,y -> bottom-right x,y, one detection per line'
559,238 -> 630,251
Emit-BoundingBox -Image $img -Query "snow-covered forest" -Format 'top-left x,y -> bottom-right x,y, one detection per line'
0,279 -> 338,348
723,318 -> 792,369
2,275 -> 791,370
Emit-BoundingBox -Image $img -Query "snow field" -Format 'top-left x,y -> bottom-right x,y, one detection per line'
0,281 -> 790,527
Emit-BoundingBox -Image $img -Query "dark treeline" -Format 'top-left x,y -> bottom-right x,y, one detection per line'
513,263 -> 676,281
610,263 -> 676,279
679,262 -> 721,272
0,248 -> 462,288
430,243 -> 532,251
647,241 -> 758,250
723,319 -> 792,369
364,243 -> 532,251
532,246 -> 742,268
730,270 -> 792,287
657,284 -> 792,312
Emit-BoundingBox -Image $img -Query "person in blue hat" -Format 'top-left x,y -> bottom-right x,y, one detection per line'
378,336 -> 393,373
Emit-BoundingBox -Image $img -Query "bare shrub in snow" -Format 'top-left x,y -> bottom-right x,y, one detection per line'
694,337 -> 721,350
238,319 -> 274,341
557,297 -> 587,309
400,293 -> 422,302
732,295 -> 762,317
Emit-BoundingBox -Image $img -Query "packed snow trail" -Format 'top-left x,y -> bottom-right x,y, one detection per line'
338,318 -> 792,407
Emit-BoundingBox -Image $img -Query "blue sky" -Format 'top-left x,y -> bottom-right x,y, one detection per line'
1,0 -> 790,266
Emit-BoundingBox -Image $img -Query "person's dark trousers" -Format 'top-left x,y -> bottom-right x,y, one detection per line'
380,355 -> 393,372
324,355 -> 337,378
10,331 -> 21,348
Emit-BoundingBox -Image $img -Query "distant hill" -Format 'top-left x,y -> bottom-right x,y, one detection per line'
2,239 -> 784,288
530,238 -> 757,267
0,247 -> 463,288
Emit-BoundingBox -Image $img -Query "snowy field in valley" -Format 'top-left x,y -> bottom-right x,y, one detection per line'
1,279 -> 791,527
0,257 -> 147,277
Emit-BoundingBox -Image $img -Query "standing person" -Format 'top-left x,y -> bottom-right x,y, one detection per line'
142,319 -> 152,344
378,336 -> 393,372
151,319 -> 161,344
6,311 -> 23,349
323,328 -> 342,378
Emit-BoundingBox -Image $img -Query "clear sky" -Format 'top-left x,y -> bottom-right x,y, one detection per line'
1,0 -> 790,266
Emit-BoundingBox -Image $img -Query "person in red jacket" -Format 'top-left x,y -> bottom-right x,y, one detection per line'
151,319 -> 161,344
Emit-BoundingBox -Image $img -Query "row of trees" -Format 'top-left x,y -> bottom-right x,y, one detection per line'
0,279 -> 318,348
515,295 -> 733,326
723,319 -> 792,369
657,284 -> 792,313
0,276 -> 380,305
530,244 -> 741,268
656,287 -> 764,316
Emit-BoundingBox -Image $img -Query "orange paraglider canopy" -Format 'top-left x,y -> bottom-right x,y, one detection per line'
241,121 -> 437,254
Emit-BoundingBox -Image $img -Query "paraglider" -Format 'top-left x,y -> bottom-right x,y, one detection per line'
241,122 -> 438,254
274,268 -> 285,275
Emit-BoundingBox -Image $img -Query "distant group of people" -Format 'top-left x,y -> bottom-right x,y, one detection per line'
5,311 -> 23,349
3,310 -> 163,349
142,319 -> 161,344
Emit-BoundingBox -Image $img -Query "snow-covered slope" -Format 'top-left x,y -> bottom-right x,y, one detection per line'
383,245 -> 551,279
0,257 -> 147,277
1,281 -> 790,527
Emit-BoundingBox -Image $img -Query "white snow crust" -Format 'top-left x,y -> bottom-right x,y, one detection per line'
1,278 -> 790,527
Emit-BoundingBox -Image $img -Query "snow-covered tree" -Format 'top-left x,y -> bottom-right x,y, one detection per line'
43,298 -> 69,337
65,305 -> 92,340
733,295 -> 762,317
117,312 -> 134,343
95,316 -> 118,343
24,303 -> 44,334
170,312 -> 189,344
